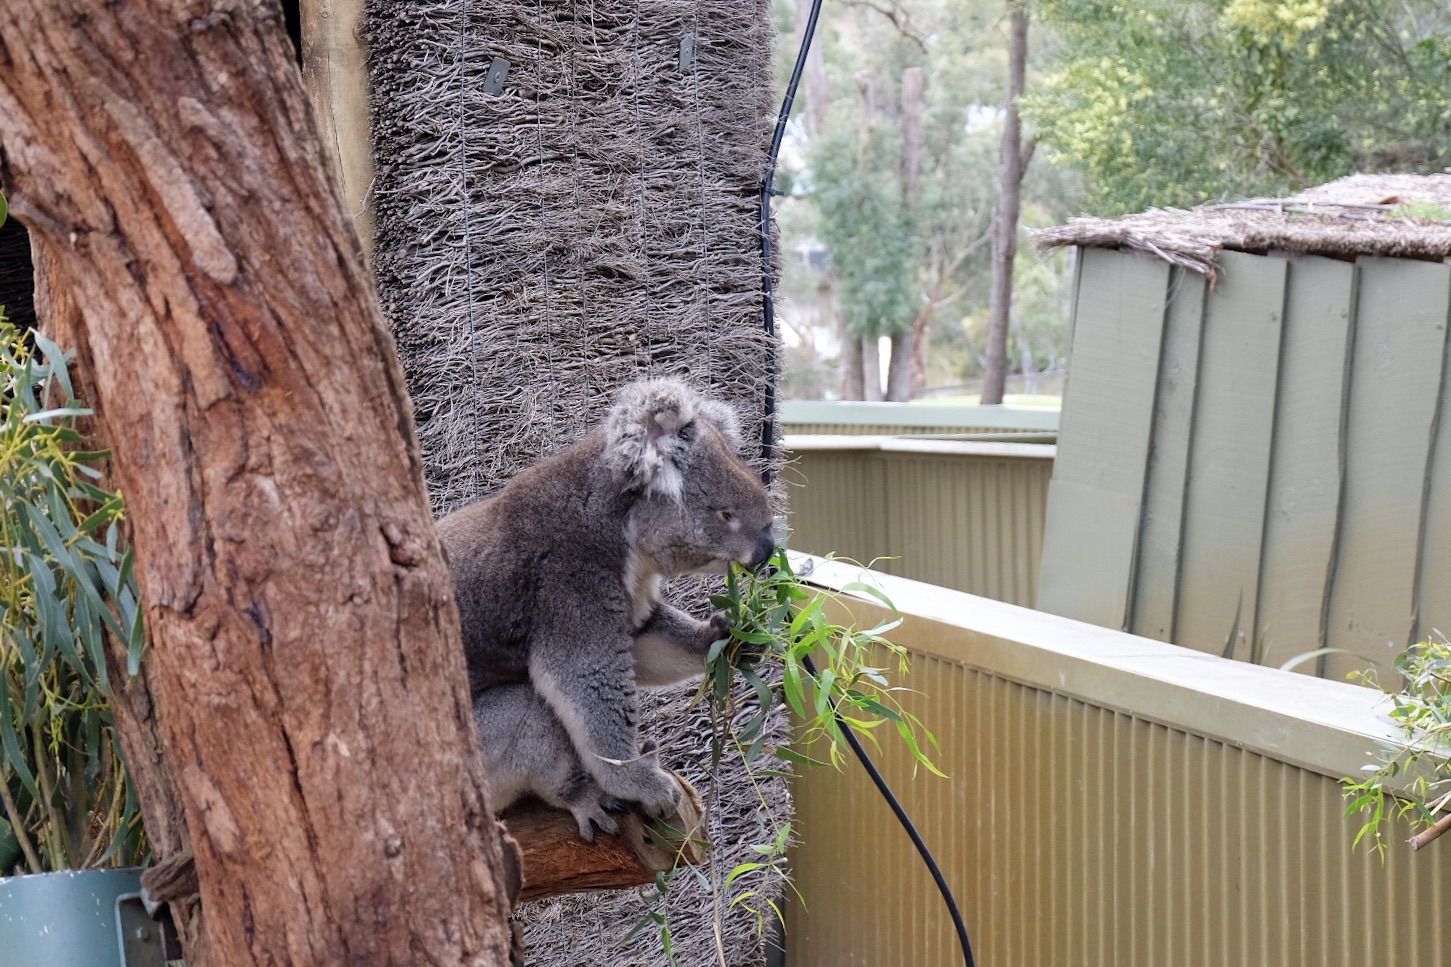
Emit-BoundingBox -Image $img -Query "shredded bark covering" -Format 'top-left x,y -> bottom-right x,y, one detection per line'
1035,173 -> 1451,282
365,1 -> 789,963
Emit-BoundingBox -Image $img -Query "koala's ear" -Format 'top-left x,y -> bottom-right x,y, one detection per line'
603,378 -> 703,498
694,398 -> 744,451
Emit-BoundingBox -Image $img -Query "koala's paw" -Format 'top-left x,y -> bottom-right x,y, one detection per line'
570,800 -> 621,843
614,760 -> 683,820
710,611 -> 768,665
705,612 -> 733,645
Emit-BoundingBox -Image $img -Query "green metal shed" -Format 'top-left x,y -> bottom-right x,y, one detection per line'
1034,173 -> 1451,682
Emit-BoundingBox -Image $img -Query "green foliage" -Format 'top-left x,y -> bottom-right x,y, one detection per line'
0,319 -> 146,874
1342,637 -> 1451,856
642,548 -> 941,956
709,550 -> 941,777
1391,201 -> 1451,222
630,547 -> 942,959
1026,0 -> 1451,213
776,0 -> 1081,394
811,127 -> 920,341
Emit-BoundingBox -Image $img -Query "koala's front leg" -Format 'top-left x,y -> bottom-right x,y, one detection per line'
530,636 -> 682,819
632,602 -> 731,687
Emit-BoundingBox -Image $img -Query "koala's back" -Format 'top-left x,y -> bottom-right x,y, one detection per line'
438,430 -> 636,694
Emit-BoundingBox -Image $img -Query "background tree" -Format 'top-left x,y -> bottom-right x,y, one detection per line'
982,0 -> 1031,405
0,3 -> 517,963
1026,0 -> 1451,214
776,0 -> 1075,402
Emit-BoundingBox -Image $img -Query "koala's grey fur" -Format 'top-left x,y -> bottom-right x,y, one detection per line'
440,378 -> 775,839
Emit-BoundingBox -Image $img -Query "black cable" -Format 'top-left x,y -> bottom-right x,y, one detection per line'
758,0 -> 824,473
757,6 -> 977,966
802,651 -> 976,967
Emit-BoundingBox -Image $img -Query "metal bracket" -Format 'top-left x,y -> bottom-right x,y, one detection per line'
483,56 -> 511,95
115,892 -> 169,967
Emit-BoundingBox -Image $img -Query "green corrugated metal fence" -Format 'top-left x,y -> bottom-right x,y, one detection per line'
784,438 -> 1053,608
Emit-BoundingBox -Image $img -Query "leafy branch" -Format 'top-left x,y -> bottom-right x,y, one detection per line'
1,319 -> 147,874
630,549 -> 943,959
1342,636 -> 1451,856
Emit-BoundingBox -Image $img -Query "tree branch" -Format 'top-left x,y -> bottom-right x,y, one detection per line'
841,0 -> 929,53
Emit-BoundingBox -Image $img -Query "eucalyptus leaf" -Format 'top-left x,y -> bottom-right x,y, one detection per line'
0,320 -> 147,871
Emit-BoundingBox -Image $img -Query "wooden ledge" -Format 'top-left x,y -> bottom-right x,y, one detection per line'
500,773 -> 707,904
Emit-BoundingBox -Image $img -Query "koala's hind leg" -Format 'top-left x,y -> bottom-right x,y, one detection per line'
473,683 -> 625,842
530,638 -> 683,820
632,603 -> 732,687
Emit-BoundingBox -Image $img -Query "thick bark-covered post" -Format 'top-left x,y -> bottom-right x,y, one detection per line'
982,1 -> 1029,405
0,3 -> 517,964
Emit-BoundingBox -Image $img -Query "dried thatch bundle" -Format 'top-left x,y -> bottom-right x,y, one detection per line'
1035,173 -> 1451,282
365,1 -> 788,964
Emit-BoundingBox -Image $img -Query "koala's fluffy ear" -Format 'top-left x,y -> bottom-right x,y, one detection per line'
694,398 -> 744,451
605,378 -> 736,498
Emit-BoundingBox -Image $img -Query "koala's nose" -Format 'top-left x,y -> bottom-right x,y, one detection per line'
748,524 -> 776,570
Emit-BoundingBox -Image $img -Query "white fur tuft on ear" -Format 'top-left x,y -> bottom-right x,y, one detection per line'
694,398 -> 744,450
603,378 -> 701,498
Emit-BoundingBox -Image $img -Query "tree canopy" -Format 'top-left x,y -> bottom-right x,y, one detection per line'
1026,0 -> 1451,214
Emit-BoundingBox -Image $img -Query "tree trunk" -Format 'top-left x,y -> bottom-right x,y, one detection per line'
842,331 -> 866,400
849,71 -> 885,403
794,0 -> 830,137
886,330 -> 914,401
0,5 -> 518,965
862,337 -> 884,401
982,3 -> 1029,406
886,66 -> 925,403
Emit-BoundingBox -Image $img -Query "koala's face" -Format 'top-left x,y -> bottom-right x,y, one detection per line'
605,380 -> 775,577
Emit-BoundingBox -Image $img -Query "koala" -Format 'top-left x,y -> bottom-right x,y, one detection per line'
438,378 -> 775,838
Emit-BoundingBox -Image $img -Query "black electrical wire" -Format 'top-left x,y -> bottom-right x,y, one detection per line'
757,0 -> 824,471
757,6 -> 977,967
802,653 -> 976,967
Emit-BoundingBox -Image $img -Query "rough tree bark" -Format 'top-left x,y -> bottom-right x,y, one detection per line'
0,3 -> 519,964
982,2 -> 1029,405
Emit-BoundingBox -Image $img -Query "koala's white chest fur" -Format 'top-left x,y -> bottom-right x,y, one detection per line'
623,545 -> 665,628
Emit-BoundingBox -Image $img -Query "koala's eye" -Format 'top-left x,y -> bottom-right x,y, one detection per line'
717,509 -> 737,525
678,421 -> 697,443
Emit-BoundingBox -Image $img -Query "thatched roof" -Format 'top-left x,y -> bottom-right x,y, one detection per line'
1035,173 -> 1451,281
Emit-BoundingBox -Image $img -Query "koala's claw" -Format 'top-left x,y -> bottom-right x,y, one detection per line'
571,803 -> 622,843
602,759 -> 682,820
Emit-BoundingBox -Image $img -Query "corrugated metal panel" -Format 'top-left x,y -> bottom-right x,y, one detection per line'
783,446 -> 1050,608
784,421 -> 1031,437
787,648 -> 1451,967
1037,249 -> 1169,629
1173,251 -> 1286,656
1326,258 -> 1450,677
1256,256 -> 1356,672
1040,248 -> 1451,683
1130,267 -> 1204,642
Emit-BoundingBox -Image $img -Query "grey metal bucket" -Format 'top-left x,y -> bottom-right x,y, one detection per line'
0,868 -> 166,967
